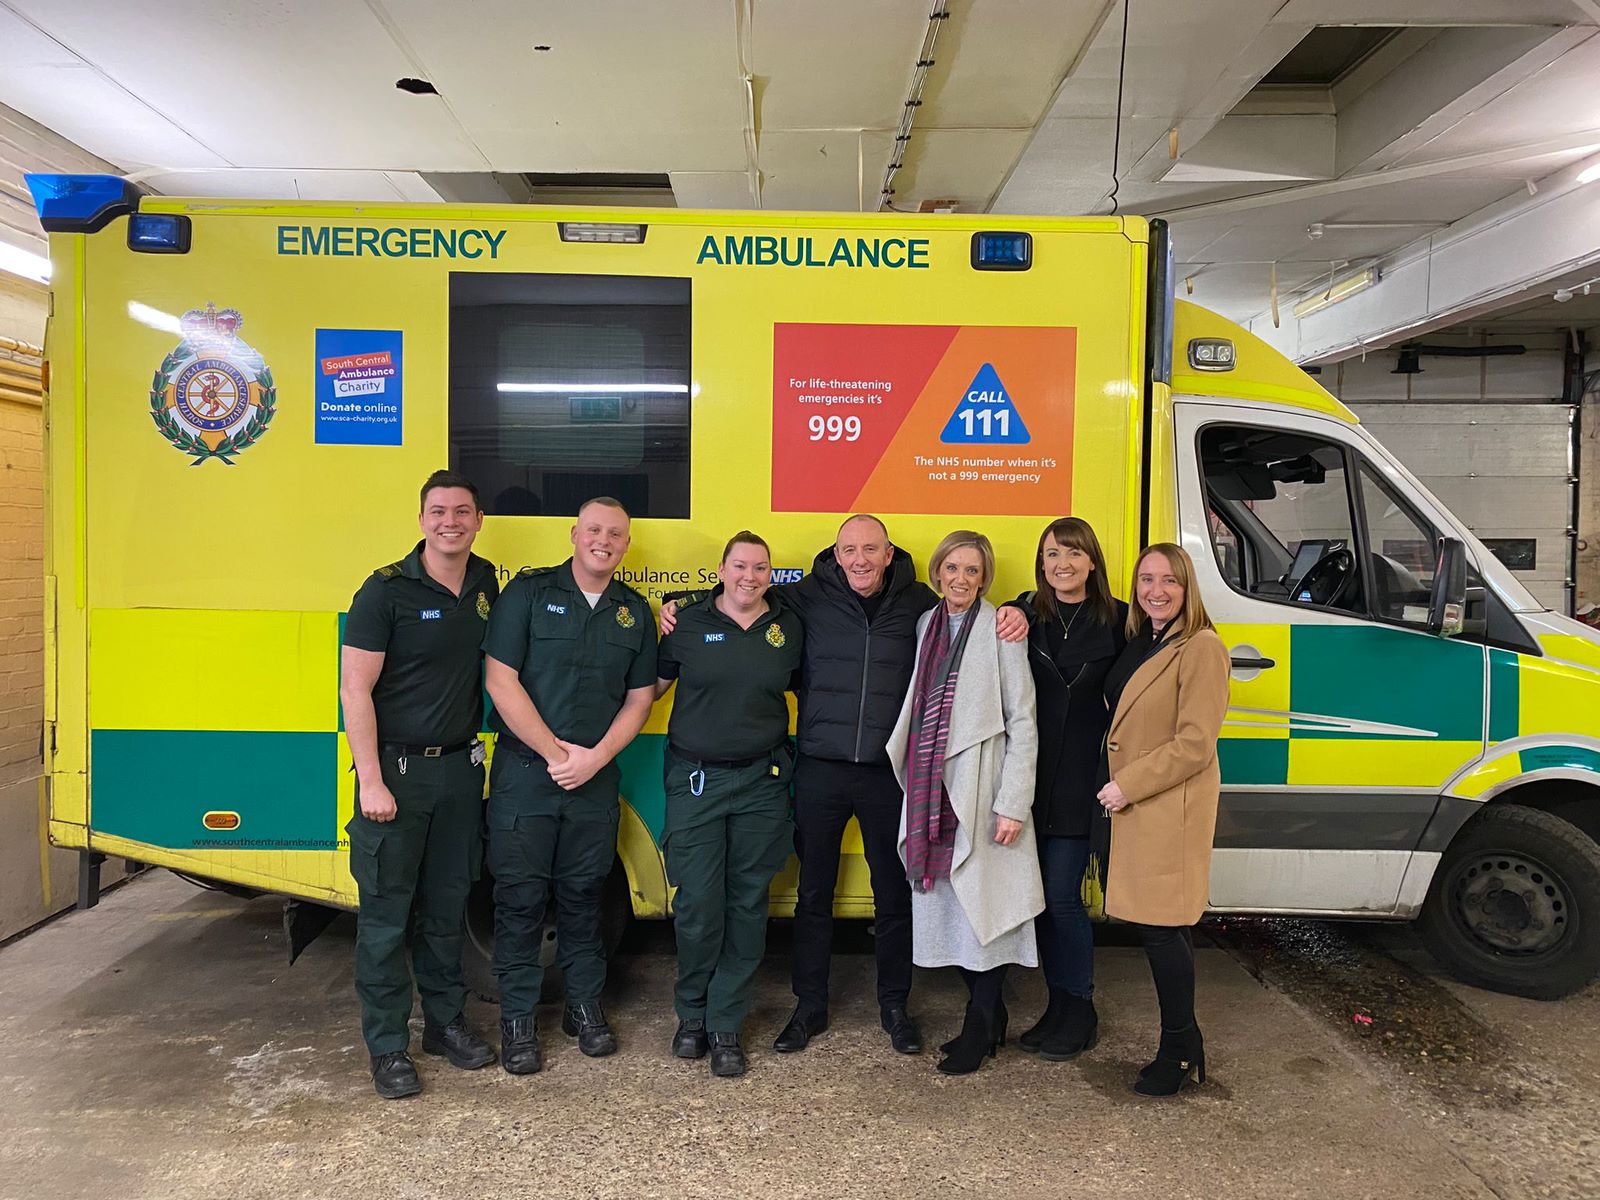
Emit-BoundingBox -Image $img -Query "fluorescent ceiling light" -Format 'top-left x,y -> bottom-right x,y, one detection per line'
496,382 -> 689,394
1292,267 -> 1380,320
1578,163 -> 1600,185
0,242 -> 51,283
127,301 -> 181,334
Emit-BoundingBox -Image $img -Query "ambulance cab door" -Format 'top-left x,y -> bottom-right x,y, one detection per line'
1172,399 -> 1488,916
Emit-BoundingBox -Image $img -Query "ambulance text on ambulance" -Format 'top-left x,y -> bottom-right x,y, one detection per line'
696,235 -> 930,269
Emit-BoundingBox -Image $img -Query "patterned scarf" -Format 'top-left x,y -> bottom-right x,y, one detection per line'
903,600 -> 977,891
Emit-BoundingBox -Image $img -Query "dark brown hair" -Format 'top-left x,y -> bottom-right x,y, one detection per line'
419,469 -> 481,512
720,530 -> 771,564
1030,517 -> 1116,627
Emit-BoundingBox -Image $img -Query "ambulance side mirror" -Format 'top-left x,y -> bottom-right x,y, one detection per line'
1429,538 -> 1467,638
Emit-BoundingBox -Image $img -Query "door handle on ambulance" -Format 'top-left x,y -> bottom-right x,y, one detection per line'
1229,646 -> 1276,681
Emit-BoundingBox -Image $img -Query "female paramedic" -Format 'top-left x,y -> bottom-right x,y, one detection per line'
654,531 -> 804,1079
1097,542 -> 1230,1096
886,530 -> 1041,1076
1013,517 -> 1126,1063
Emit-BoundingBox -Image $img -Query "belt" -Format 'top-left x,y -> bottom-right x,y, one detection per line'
670,745 -> 777,770
382,739 -> 476,758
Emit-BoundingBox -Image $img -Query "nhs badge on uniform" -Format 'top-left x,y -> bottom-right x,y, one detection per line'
420,609 -> 442,620
704,633 -> 725,643
546,603 -> 567,615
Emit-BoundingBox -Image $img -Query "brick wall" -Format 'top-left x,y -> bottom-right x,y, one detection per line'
0,272 -> 66,941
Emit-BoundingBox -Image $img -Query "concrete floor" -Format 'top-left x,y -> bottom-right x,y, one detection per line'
0,872 -> 1594,1200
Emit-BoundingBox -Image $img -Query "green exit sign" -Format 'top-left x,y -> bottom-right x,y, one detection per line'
570,395 -> 622,423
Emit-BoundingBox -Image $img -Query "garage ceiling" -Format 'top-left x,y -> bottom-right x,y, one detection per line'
1,0 -> 1598,331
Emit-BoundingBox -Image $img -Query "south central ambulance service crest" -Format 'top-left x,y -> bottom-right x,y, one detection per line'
766,623 -> 786,648
616,606 -> 636,629
149,303 -> 276,465
476,592 -> 491,620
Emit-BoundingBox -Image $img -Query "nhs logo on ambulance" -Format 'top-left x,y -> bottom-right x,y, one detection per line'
772,568 -> 806,584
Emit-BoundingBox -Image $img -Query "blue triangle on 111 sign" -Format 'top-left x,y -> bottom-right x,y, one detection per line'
940,362 -> 1032,444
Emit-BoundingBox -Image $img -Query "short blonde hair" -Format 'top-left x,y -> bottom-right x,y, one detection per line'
929,530 -> 996,600
1127,542 -> 1213,643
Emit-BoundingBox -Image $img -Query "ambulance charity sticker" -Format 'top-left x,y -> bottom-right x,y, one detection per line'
149,303 -> 276,466
315,328 -> 403,446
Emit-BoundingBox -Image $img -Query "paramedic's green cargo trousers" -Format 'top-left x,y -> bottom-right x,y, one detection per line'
346,746 -> 484,1056
664,749 -> 794,1033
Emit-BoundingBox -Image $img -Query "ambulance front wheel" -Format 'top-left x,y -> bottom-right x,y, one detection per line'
1419,803 -> 1600,1000
462,860 -> 632,1004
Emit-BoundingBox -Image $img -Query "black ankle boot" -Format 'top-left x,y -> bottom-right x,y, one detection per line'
1019,989 -> 1070,1052
1039,995 -> 1098,1061
941,997 -> 1007,1055
937,1003 -> 1002,1075
1133,1025 -> 1205,1096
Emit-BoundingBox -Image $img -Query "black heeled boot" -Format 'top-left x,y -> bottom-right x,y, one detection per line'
937,1003 -> 1003,1075
940,996 -> 1006,1055
1019,988 -> 1070,1053
1133,1025 -> 1205,1096
1039,995 -> 1098,1061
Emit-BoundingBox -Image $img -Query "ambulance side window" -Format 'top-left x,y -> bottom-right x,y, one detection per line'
448,273 -> 692,519
1355,464 -> 1438,626
1199,424 -> 1364,615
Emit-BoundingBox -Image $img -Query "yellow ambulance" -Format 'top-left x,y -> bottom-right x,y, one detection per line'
28,174 -> 1600,999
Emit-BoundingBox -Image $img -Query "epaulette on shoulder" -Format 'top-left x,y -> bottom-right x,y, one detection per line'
514,564 -> 559,581
373,561 -> 404,582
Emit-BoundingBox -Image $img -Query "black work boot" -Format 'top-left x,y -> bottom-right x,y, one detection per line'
881,1005 -> 923,1055
500,1015 -> 543,1076
1039,995 -> 1099,1061
421,1015 -> 496,1070
561,1000 -> 619,1057
1019,987 -> 1070,1052
370,1050 -> 421,1099
772,1004 -> 828,1053
709,1031 -> 748,1077
672,1018 -> 708,1060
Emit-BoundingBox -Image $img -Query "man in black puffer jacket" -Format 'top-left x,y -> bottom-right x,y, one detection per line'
774,515 -> 937,1057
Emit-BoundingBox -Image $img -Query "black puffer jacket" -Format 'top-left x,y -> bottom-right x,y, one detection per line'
789,544 -> 939,765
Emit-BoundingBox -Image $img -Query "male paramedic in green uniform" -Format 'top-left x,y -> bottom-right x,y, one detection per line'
482,496 -> 658,1074
341,469 -> 500,1100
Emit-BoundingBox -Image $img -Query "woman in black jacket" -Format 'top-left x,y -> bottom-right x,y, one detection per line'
1015,517 -> 1126,1061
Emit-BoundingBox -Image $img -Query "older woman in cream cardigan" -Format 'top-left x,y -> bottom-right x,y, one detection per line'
887,530 -> 1041,1076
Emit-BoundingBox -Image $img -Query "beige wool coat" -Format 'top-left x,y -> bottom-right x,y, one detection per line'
1104,625 -> 1231,927
886,600 -> 1044,946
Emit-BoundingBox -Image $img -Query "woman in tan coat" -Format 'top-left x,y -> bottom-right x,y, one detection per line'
1096,542 -> 1230,1096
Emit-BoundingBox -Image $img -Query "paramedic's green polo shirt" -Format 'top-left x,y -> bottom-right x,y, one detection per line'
482,559 -> 658,750
342,541 -> 499,747
658,586 -> 803,761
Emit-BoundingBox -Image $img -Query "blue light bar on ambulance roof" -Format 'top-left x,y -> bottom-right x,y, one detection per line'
24,173 -> 142,234
558,221 -> 647,244
971,231 -> 1032,271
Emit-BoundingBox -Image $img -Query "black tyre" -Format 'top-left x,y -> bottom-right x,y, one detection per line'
1419,803 -> 1600,1000
462,859 -> 632,1004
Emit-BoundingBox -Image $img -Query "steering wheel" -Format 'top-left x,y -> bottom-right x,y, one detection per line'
1294,548 -> 1356,608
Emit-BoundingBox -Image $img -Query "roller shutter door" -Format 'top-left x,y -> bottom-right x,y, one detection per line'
1352,402 -> 1573,613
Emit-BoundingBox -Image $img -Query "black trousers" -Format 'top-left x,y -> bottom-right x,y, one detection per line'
790,754 -> 913,1012
1136,923 -> 1196,1032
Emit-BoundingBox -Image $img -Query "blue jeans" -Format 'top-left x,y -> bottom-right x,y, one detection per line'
1038,835 -> 1094,997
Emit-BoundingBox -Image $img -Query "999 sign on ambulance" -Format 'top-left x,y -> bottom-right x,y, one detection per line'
28,174 -> 1600,1000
